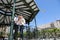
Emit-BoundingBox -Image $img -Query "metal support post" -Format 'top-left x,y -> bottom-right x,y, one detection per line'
34,17 -> 37,29
34,17 -> 38,38
28,22 -> 30,39
9,0 -> 16,40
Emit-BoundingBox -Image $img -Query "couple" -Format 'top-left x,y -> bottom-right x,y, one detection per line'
14,15 -> 25,40
14,16 -> 25,26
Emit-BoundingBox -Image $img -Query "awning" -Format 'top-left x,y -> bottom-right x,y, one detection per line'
0,0 -> 39,25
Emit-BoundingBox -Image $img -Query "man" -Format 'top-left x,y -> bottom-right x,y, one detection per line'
14,16 -> 18,40
14,15 -> 25,40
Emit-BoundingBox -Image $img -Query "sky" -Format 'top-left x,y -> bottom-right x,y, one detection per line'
30,0 -> 60,28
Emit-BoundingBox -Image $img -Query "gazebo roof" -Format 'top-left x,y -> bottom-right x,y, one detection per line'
0,0 -> 39,25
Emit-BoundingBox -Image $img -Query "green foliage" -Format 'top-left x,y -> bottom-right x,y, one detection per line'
39,28 -> 60,38
17,32 -> 20,37
0,31 -> 4,37
23,32 -> 27,38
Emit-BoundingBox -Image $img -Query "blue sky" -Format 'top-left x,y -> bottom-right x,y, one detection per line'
30,0 -> 60,27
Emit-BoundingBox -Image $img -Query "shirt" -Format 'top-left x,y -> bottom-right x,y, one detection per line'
14,17 -> 18,23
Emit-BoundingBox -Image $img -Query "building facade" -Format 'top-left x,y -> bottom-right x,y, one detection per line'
38,20 -> 60,30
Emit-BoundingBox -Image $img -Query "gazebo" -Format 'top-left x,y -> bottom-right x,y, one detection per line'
0,0 -> 39,40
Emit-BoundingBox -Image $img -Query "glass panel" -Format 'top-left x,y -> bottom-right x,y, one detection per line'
15,2 -> 24,6
2,0 -> 8,4
30,2 -> 34,6
6,16 -> 9,23
0,15 -> 4,19
23,8 -> 30,10
4,18 -> 7,24
23,11 -> 31,14
25,0 -> 32,3
34,8 -> 38,11
0,0 -> 2,3
2,8 -> 6,11
6,13 -> 11,15
0,6 -> 4,9
23,13 -> 31,16
9,16 -> 11,22
0,10 -> 5,13
16,6 -> 27,8
0,17 -> 4,23
16,0 -> 21,2
32,5 -> 36,9
7,0 -> 12,3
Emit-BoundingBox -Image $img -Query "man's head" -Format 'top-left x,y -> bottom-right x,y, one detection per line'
18,16 -> 23,19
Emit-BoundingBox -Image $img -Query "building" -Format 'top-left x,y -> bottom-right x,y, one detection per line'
38,20 -> 60,30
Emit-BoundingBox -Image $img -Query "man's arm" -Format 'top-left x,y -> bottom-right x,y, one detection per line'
14,17 -> 18,23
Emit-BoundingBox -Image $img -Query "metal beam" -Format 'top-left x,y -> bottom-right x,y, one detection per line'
29,10 -> 39,21
1,0 -> 6,5
11,0 -> 21,4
